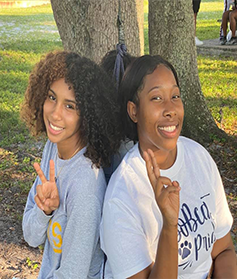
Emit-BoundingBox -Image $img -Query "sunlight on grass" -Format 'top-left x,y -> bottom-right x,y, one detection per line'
198,56 -> 237,135
199,1 -> 223,14
0,4 -> 61,53
0,50 -> 40,71
198,56 -> 237,98
197,1 -> 224,40
144,0 -> 148,54
144,0 -> 148,14
0,4 -> 53,16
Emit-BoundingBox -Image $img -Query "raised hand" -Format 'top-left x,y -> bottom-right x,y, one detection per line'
33,159 -> 59,215
143,149 -> 180,227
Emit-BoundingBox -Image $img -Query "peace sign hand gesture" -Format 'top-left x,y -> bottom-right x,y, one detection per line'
33,159 -> 60,215
143,149 -> 180,228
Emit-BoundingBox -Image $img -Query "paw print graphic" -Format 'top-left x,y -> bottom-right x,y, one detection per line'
178,241 -> 192,260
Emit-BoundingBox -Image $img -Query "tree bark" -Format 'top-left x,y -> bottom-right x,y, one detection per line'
50,0 -> 144,64
148,0 -> 225,144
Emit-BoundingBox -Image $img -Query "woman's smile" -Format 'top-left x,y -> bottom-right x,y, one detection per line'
48,121 -> 64,134
157,124 -> 180,138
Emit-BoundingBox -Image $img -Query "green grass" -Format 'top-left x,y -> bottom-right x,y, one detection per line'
197,56 -> 237,134
196,1 -> 236,135
144,0 -> 149,54
0,1 -> 236,150
197,1 -> 237,135
197,0 -> 224,40
0,5 -> 62,53
0,4 -> 63,147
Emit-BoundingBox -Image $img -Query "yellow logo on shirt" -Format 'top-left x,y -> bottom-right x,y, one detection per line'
47,219 -> 62,254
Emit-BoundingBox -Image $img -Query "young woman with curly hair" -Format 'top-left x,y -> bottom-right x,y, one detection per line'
21,51 -> 121,279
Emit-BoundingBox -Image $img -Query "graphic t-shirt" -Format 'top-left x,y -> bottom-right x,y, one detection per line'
100,136 -> 233,279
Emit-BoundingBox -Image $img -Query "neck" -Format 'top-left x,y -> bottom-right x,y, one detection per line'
57,141 -> 85,160
139,144 -> 177,170
154,148 -> 177,169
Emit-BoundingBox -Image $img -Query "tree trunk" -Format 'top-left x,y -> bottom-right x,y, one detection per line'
50,0 -> 144,64
148,0 -> 225,144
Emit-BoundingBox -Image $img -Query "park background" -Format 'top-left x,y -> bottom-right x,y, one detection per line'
0,0 -> 236,278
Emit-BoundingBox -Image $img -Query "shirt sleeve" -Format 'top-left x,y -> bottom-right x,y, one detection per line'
101,198 -> 152,279
54,178 -> 104,279
22,141 -> 53,247
210,156 -> 233,239
22,180 -> 53,247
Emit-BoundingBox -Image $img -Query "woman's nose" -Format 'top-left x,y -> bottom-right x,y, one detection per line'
51,104 -> 63,120
163,101 -> 177,118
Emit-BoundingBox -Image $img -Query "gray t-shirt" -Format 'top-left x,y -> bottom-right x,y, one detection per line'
22,140 -> 106,278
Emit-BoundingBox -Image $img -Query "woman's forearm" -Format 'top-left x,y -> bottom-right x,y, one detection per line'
212,247 -> 237,279
149,224 -> 178,279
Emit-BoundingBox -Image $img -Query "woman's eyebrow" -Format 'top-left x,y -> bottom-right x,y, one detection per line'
49,88 -> 56,95
65,99 -> 77,104
49,88 -> 76,104
147,84 -> 179,94
148,86 -> 160,93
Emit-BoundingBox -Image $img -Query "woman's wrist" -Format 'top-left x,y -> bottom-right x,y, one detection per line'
162,221 -> 178,231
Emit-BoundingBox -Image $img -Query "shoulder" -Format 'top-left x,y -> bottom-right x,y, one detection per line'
178,136 -> 205,150
104,143 -> 149,206
41,139 -> 57,158
67,153 -> 106,202
178,136 -> 218,177
43,139 -> 55,151
120,143 -> 144,172
111,143 -> 143,182
76,154 -> 105,182
179,136 -> 212,159
41,140 -> 57,167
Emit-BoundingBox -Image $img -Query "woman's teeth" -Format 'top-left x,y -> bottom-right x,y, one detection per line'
50,122 -> 63,131
158,126 -> 176,132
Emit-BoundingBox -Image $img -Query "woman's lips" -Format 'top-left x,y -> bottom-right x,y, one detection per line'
47,121 -> 64,135
158,125 -> 179,138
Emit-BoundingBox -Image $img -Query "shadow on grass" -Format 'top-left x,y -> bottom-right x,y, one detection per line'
205,96 -> 237,106
0,74 -> 28,95
198,24 -> 221,40
0,13 -> 53,21
3,39 -> 63,54
0,107 -> 27,144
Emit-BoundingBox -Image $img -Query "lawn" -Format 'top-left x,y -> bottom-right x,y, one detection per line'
197,0 -> 237,135
198,0 -> 224,41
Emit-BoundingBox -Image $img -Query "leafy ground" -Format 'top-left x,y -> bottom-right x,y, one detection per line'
0,1 -> 237,278
0,140 -> 44,278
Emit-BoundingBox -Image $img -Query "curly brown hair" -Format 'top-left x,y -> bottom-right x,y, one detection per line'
21,51 -> 122,167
